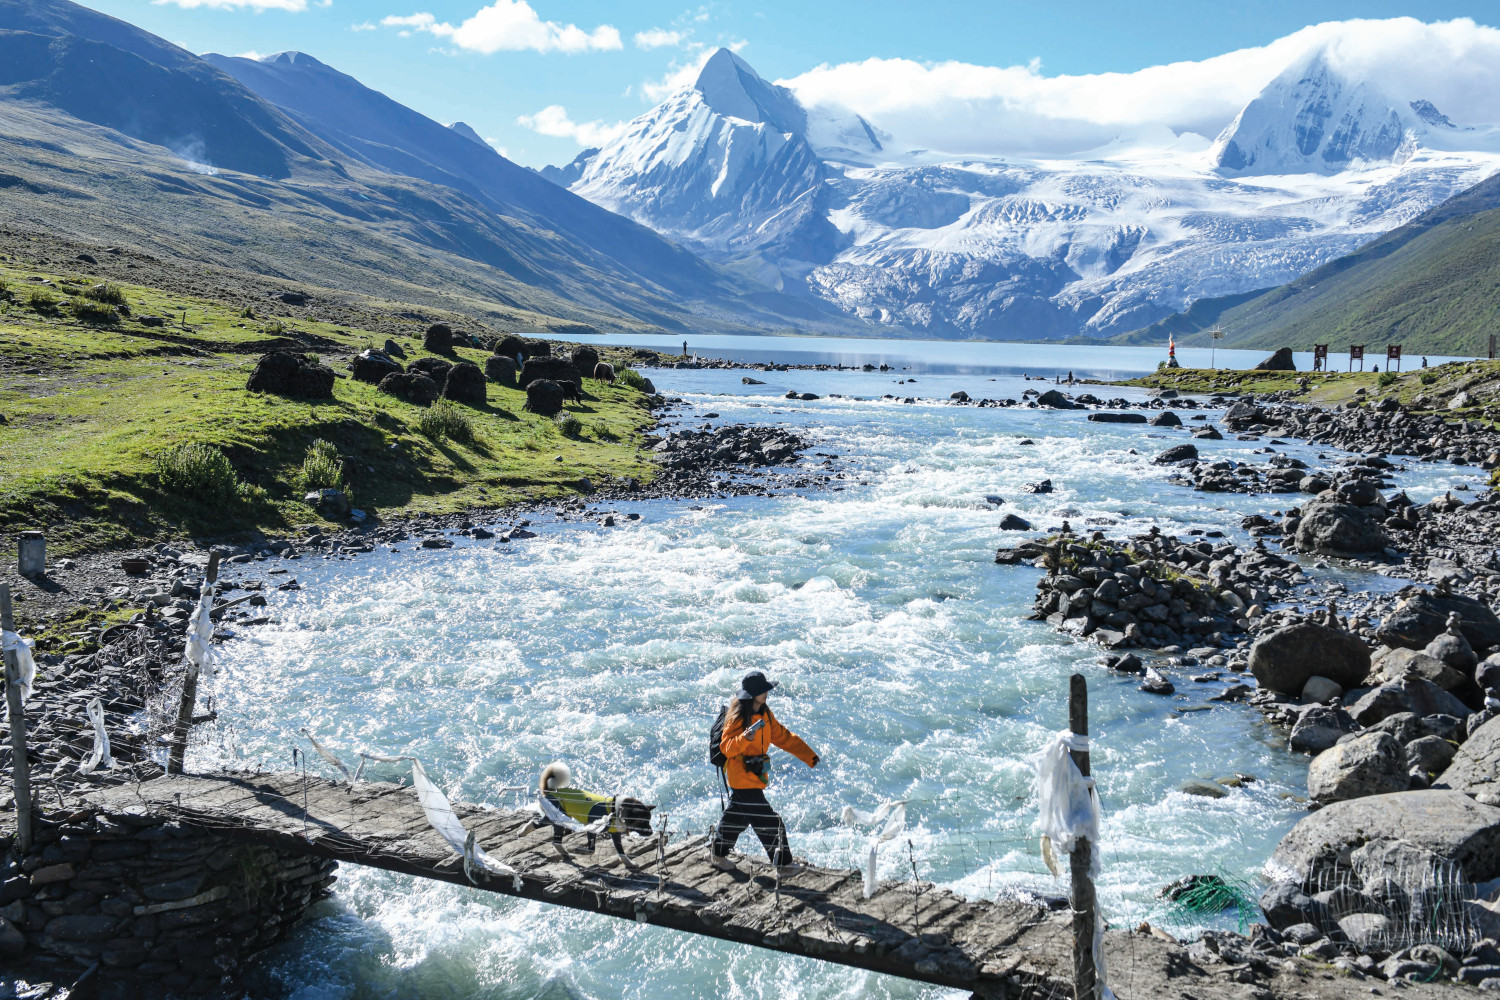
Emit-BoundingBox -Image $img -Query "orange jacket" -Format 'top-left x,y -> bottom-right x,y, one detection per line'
720,705 -> 816,789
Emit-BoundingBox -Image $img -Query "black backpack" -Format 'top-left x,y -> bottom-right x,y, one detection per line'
708,705 -> 728,769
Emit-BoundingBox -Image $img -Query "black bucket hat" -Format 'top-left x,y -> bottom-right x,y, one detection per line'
736,671 -> 778,700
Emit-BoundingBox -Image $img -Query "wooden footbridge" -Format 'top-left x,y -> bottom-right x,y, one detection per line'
83,771 -> 1078,999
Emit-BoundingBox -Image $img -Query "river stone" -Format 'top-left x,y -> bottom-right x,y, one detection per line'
1349,676 -> 1471,726
1377,590 -> 1500,651
1301,675 -> 1344,703
1289,705 -> 1359,754
1154,443 -> 1198,464
1087,412 -> 1146,423
1148,411 -> 1181,427
1293,498 -> 1390,557
1035,389 -> 1074,408
1478,654 -> 1500,692
1260,881 -> 1318,929
1338,913 -> 1391,953
1405,735 -> 1457,775
43,913 -> 119,942
1426,629 -> 1478,672
998,513 -> 1032,531
1222,399 -> 1265,429
1307,731 -> 1408,804
1270,790 -> 1500,885
1371,647 -> 1468,691
1180,779 -> 1227,798
1437,715 -> 1500,805
1249,622 -> 1371,694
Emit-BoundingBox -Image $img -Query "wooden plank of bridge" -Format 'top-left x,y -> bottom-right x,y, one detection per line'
83,772 -> 1073,997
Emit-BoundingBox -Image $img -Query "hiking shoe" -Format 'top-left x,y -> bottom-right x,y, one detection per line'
707,853 -> 738,872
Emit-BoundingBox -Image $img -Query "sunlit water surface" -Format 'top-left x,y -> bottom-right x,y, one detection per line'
201,360 -> 1485,1000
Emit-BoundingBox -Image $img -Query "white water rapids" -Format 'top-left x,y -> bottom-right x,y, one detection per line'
196,352 -> 1484,999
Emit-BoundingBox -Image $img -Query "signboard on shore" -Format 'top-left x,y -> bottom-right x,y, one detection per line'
1349,344 -> 1365,372
1386,344 -> 1402,372
1313,344 -> 1328,371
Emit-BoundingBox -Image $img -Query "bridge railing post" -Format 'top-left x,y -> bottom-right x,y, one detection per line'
1069,673 -> 1101,1000
2,583 -> 33,853
168,549 -> 221,775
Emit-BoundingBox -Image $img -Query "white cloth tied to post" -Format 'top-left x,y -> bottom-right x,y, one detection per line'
1033,729 -> 1115,1000
840,801 -> 906,899
411,759 -> 522,890
79,697 -> 113,774
184,589 -> 216,679
1,629 -> 37,706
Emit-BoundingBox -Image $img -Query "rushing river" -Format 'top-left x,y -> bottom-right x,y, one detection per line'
198,343 -> 1485,1000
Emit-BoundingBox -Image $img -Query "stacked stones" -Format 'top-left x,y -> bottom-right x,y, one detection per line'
2,813 -> 337,993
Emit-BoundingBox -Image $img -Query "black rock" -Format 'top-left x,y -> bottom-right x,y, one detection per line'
442,362 -> 487,405
246,350 -> 334,399
524,379 -> 564,416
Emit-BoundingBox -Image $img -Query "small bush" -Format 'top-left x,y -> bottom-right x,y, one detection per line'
1420,372 -> 1438,385
416,399 -> 475,443
617,367 -> 650,392
0,277 -> 10,302
259,319 -> 287,336
554,411 -> 583,437
240,305 -> 256,319
590,420 -> 618,441
1377,371 -> 1398,389
67,297 -> 118,324
299,439 -> 346,492
84,282 -> 127,306
155,442 -> 240,506
26,288 -> 57,313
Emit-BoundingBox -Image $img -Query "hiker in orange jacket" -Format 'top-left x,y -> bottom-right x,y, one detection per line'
709,671 -> 819,874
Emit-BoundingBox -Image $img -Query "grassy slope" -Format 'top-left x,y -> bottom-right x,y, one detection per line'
1121,171 -> 1500,356
1117,358 -> 1500,416
0,261 -> 658,558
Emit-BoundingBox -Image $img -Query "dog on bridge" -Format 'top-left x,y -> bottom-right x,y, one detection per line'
521,762 -> 655,863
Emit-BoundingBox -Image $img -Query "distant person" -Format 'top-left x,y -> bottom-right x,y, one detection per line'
1067,370 -> 1074,383
1422,357 -> 1429,368
708,672 -> 819,875
683,340 -> 689,358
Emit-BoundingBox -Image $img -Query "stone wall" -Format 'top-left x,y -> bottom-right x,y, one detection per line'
2,810 -> 337,995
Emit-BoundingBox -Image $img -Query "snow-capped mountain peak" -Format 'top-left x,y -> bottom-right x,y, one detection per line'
693,48 -> 807,136
1211,50 -> 1419,175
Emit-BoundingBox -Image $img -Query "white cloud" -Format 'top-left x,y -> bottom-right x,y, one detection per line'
154,0 -> 307,9
350,20 -> 376,31
634,27 -> 684,50
781,17 -> 1500,157
381,2 -> 621,54
234,49 -> 267,59
516,105 -> 626,147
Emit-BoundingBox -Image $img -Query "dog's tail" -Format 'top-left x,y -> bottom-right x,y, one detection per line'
540,761 -> 572,792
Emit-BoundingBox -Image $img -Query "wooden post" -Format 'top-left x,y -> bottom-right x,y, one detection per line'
1,584 -> 32,852
1068,673 -> 1100,1000
167,550 -> 221,775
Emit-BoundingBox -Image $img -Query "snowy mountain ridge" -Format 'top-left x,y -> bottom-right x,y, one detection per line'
551,47 -> 1500,339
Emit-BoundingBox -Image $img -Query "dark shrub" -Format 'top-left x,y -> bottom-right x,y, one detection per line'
524,379 -> 564,416
485,355 -> 517,385
442,361 -> 486,405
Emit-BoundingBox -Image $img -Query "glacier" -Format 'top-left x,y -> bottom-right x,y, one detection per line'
550,47 -> 1500,340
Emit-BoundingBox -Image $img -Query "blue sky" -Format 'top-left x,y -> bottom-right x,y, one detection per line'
82,0 -> 1500,167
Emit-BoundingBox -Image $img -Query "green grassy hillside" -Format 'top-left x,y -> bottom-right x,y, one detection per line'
0,257 -> 658,557
1124,170 -> 1500,356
